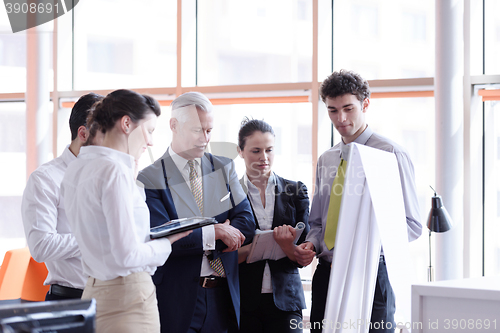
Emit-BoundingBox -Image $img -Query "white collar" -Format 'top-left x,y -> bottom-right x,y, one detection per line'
243,172 -> 276,190
167,146 -> 202,171
61,145 -> 77,165
78,146 -> 134,169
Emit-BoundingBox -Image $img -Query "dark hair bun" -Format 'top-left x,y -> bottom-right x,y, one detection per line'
87,89 -> 161,134
238,118 -> 274,150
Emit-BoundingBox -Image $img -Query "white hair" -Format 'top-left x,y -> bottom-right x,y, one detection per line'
171,92 -> 213,124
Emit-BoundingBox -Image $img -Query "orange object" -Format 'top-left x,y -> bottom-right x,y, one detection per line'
371,90 -> 434,98
21,257 -> 50,301
478,89 -> 500,101
0,247 -> 49,301
0,247 -> 31,300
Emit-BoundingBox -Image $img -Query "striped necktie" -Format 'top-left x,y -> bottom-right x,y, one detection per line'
188,160 -> 203,215
324,158 -> 347,250
188,160 -> 225,276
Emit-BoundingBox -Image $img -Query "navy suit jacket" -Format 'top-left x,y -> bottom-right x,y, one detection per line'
238,175 -> 310,312
137,151 -> 255,333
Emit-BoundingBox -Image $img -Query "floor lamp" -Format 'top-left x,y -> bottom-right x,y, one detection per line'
427,186 -> 453,282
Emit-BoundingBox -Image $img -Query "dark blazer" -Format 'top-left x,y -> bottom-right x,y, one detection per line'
239,175 -> 310,312
137,151 -> 255,333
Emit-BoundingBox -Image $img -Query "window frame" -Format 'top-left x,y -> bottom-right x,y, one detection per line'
1,0 -> 500,288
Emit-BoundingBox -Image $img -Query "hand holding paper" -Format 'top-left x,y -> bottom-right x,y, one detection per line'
273,225 -> 298,261
246,222 -> 306,263
273,225 -> 296,245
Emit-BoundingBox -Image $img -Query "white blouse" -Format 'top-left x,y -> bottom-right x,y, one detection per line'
243,173 -> 276,293
61,146 -> 172,281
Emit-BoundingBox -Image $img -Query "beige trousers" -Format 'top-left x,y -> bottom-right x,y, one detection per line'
82,272 -> 160,333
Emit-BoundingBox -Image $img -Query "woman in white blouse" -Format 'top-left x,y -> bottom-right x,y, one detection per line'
61,89 -> 190,333
236,119 -> 310,333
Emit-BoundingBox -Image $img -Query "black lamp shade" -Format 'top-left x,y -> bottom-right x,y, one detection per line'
427,195 -> 453,233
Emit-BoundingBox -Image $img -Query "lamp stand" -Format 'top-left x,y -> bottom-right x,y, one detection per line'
428,229 -> 434,282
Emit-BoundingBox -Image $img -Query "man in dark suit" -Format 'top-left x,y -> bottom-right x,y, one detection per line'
138,92 -> 255,333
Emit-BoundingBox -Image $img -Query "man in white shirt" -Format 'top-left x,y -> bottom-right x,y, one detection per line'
21,93 -> 103,301
294,70 -> 422,333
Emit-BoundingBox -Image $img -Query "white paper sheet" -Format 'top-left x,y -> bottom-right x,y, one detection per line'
246,222 -> 305,263
323,143 -> 413,333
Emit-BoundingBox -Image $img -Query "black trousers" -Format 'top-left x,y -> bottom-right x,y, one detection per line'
310,258 -> 396,333
188,283 -> 237,333
239,293 -> 303,333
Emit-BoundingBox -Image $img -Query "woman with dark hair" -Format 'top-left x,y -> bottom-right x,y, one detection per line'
237,118 -> 310,333
61,89 -> 190,333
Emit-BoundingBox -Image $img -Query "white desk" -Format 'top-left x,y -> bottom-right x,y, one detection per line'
411,277 -> 500,333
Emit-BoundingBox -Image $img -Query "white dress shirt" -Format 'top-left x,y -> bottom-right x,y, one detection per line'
21,146 -> 86,289
61,146 -> 172,281
243,173 -> 276,293
167,147 -> 216,276
306,125 -> 422,262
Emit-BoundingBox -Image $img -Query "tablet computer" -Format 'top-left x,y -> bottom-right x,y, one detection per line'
150,217 -> 217,239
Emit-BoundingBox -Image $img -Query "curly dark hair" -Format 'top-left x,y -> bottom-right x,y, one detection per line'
319,69 -> 370,103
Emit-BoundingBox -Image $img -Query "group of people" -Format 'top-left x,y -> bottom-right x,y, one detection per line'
21,70 -> 422,333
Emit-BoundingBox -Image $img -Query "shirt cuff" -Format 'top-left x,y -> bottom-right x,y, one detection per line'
202,225 -> 215,251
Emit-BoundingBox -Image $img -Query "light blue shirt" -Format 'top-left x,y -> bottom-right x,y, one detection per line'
306,125 -> 422,261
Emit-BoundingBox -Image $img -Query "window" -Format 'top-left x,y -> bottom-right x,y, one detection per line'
0,34 -> 26,68
333,0 -> 435,80
369,97 -> 435,283
483,99 -> 500,276
0,26 -> 26,92
0,103 -> 27,260
351,5 -> 378,38
402,12 -> 427,42
73,0 -> 177,90
210,103 -> 313,192
56,106 -> 72,156
318,0 -> 333,81
197,0 -> 313,85
1,0 -> 498,288
0,10 -> 54,92
136,106 -> 173,172
87,37 -> 134,75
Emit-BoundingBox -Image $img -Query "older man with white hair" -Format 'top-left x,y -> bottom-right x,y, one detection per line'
138,92 -> 255,333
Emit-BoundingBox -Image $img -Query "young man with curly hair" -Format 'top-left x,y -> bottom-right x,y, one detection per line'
295,70 -> 422,333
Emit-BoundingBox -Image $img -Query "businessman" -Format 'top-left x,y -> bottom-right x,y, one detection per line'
294,70 -> 422,333
138,92 -> 255,333
21,93 -> 103,300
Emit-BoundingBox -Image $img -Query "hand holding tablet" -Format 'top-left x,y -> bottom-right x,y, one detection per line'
150,217 -> 217,239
